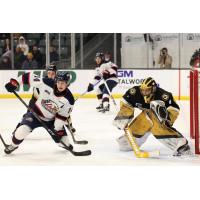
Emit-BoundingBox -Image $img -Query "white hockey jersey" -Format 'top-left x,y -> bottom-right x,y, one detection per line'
16,72 -> 74,131
91,61 -> 118,85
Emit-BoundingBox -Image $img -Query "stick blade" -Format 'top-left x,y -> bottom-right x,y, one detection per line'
148,150 -> 160,158
73,150 -> 92,156
74,140 -> 88,145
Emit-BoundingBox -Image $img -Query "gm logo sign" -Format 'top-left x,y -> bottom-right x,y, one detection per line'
118,70 -> 133,78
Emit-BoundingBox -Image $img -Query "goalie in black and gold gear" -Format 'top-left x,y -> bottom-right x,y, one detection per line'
113,77 -> 192,156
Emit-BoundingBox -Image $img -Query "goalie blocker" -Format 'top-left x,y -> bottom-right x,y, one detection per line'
113,77 -> 192,157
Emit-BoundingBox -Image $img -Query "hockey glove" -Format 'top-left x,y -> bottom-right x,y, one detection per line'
5,78 -> 19,92
56,130 -> 66,136
87,83 -> 94,92
102,70 -> 110,79
66,124 -> 76,133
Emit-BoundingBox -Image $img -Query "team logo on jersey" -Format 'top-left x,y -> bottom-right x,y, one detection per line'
25,117 -> 33,122
41,99 -> 59,114
162,94 -> 169,101
44,89 -> 50,95
129,88 -> 136,95
33,74 -> 40,82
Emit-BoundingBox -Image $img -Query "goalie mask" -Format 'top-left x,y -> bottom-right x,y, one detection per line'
140,77 -> 157,103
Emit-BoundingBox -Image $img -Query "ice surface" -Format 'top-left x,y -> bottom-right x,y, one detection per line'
0,98 -> 199,165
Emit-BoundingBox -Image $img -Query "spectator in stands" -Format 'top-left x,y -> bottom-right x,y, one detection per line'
17,36 -> 29,56
158,47 -> 172,68
50,46 -> 59,63
0,55 -> 11,69
14,46 -> 26,69
31,45 -> 43,68
22,52 -> 38,69
2,38 -> 11,54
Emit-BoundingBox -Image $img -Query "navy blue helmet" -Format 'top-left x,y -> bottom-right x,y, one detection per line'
56,71 -> 71,85
46,63 -> 57,72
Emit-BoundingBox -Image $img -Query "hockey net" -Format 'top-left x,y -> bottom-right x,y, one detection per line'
190,68 -> 200,154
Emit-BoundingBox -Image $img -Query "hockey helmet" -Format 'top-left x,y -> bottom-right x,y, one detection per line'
46,63 -> 57,72
140,77 -> 157,103
55,71 -> 71,85
95,52 -> 104,59
95,52 -> 104,64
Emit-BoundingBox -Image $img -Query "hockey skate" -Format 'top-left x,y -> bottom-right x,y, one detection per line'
96,103 -> 103,110
4,144 -> 18,154
99,104 -> 110,113
173,143 -> 193,156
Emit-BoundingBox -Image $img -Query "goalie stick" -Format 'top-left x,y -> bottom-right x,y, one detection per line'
124,127 -> 160,158
12,91 -> 91,156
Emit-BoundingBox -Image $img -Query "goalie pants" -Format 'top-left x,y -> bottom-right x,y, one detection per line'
118,110 -> 187,152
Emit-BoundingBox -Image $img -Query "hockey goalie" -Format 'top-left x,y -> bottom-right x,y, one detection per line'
113,77 -> 192,157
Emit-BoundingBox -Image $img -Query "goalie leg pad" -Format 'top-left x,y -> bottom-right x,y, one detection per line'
113,101 -> 134,130
117,132 -> 151,152
128,111 -> 153,135
156,136 -> 191,155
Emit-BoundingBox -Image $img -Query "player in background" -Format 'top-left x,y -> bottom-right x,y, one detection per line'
87,52 -> 105,110
4,71 -> 75,154
29,63 -> 57,107
113,77 -> 192,156
104,51 -> 112,63
87,52 -> 118,113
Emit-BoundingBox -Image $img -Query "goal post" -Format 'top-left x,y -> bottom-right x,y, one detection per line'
190,68 -> 200,154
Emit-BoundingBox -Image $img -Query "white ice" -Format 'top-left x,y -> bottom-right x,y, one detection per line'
0,98 -> 200,165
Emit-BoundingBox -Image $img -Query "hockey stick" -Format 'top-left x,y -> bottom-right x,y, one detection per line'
12,91 -> 91,156
75,78 -> 103,102
0,134 -> 9,149
103,79 -> 118,111
64,124 -> 88,145
124,127 -> 160,158
0,133 -> 18,154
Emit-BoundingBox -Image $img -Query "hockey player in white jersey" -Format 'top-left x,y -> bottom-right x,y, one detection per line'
87,52 -> 118,113
4,71 -> 75,154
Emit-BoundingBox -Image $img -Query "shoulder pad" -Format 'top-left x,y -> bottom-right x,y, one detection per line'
42,78 -> 54,89
65,89 -> 75,105
161,93 -> 170,101
129,87 -> 137,96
